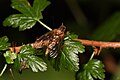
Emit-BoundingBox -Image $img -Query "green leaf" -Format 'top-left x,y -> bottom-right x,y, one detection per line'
77,59 -> 105,80
3,0 -> 50,31
14,44 -> 34,70
50,57 -> 61,71
64,32 -> 78,40
15,44 -> 47,72
0,36 -> 11,50
60,40 -> 85,71
64,40 -> 85,53
11,0 -> 34,17
33,0 -> 50,19
28,55 -> 47,72
19,44 -> 35,55
91,12 -> 120,41
4,51 -> 17,64
14,55 -> 21,71
3,14 -> 36,31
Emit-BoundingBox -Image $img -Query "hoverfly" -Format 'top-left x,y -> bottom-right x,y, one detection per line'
33,24 -> 66,58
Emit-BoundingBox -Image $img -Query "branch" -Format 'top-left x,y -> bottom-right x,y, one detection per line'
75,39 -> 120,48
9,38 -> 120,53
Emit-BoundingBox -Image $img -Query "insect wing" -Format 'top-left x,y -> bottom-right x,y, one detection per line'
48,39 -> 63,58
33,31 -> 54,48
47,30 -> 65,58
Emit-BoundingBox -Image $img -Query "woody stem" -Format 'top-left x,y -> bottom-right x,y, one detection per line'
74,39 -> 120,48
9,39 -> 120,53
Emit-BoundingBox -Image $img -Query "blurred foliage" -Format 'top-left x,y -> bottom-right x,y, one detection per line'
112,65 -> 120,80
91,12 -> 120,41
0,64 -> 75,80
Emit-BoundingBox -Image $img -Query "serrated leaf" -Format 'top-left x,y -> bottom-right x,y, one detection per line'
77,59 -> 105,80
14,44 -> 34,70
11,0 -> 34,17
64,40 -> 85,53
60,40 -> 85,71
15,44 -> 47,72
60,48 -> 79,71
33,0 -> 50,19
50,57 -> 61,71
3,14 -> 36,31
20,44 -> 35,55
3,0 -> 50,31
0,36 -> 11,50
4,51 -> 17,64
64,32 -> 78,40
28,55 -> 47,72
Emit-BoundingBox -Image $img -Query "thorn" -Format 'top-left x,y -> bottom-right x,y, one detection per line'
93,46 -> 102,56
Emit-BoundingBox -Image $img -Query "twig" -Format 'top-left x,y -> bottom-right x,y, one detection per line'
9,68 -> 15,80
75,39 -> 120,48
0,64 -> 7,77
9,39 -> 120,54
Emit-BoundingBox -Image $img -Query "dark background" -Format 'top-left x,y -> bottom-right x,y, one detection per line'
1,0 -> 120,43
1,0 -> 120,80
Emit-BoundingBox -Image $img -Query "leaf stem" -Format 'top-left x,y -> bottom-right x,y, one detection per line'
9,68 -> 15,80
89,51 -> 95,61
0,64 -> 7,77
37,20 -> 52,31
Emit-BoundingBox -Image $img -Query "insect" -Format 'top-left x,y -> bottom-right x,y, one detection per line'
19,58 -> 29,74
33,24 -> 66,58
